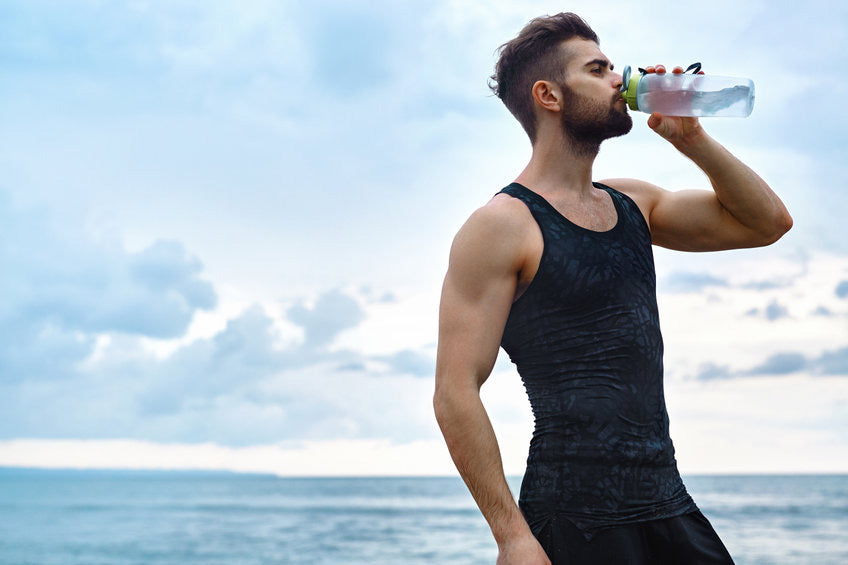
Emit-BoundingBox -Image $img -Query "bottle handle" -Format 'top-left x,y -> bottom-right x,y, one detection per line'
634,62 -> 703,76
684,62 -> 702,74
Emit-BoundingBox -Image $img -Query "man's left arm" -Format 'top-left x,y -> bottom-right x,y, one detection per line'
603,113 -> 793,251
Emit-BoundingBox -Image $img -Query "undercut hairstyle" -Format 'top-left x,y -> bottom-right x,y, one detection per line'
490,13 -> 599,143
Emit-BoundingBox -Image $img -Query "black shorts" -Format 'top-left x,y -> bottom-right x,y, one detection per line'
535,510 -> 735,565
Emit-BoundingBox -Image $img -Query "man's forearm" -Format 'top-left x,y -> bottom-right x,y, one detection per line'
433,386 -> 532,545
676,130 -> 793,242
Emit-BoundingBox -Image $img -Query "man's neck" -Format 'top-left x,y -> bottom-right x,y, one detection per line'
514,131 -> 598,198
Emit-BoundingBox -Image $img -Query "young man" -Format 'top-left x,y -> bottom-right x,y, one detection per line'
433,13 -> 792,565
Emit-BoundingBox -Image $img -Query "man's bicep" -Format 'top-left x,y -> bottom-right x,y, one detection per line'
602,177 -> 761,252
436,218 -> 522,390
650,188 -> 765,251
437,273 -> 515,382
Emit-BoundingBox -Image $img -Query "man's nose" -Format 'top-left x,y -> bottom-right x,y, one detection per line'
612,71 -> 623,90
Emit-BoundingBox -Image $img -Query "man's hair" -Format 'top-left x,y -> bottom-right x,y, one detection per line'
490,13 -> 599,143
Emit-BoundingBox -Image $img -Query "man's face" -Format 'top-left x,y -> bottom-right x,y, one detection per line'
557,38 -> 632,145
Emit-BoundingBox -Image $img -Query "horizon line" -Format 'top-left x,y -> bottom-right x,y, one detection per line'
2,465 -> 847,478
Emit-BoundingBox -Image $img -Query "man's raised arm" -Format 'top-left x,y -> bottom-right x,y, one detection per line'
433,197 -> 551,565
603,114 -> 793,252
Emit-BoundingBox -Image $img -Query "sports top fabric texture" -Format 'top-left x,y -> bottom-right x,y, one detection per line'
498,182 -> 697,540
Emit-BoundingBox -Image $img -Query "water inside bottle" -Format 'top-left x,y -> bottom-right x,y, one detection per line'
640,84 -> 753,117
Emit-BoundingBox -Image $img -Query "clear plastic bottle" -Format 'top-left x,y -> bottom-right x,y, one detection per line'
621,66 -> 754,117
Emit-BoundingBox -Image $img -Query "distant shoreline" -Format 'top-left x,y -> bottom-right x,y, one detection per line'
2,466 -> 846,479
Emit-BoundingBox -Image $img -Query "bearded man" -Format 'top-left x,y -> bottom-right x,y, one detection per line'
433,12 -> 792,565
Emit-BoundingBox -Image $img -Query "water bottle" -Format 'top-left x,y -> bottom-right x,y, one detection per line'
620,64 -> 754,117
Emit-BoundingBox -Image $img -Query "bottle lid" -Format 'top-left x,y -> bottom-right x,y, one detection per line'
620,65 -> 640,111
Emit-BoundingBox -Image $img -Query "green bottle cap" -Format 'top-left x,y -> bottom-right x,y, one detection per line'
622,66 -> 640,111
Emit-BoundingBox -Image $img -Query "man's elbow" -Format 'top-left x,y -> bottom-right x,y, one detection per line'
433,387 -> 446,422
779,210 -> 794,237
433,378 -> 452,426
760,209 -> 794,246
433,376 -> 477,428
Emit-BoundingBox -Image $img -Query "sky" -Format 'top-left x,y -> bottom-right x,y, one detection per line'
1,0 -> 847,476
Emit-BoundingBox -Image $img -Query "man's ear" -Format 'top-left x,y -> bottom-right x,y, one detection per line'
531,80 -> 562,113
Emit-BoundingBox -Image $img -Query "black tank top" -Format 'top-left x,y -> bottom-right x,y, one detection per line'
499,182 -> 697,539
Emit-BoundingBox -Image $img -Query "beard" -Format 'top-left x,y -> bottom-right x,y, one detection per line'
559,83 -> 632,156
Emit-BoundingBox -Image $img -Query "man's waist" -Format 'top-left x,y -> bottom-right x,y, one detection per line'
519,460 -> 691,514
528,427 -> 675,463
518,485 -> 698,539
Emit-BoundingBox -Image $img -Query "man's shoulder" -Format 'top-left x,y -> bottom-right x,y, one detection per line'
598,177 -> 664,222
449,191 -> 537,268
461,190 -> 534,233
598,177 -> 662,195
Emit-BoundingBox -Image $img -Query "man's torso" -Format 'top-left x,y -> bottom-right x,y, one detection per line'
497,182 -> 696,538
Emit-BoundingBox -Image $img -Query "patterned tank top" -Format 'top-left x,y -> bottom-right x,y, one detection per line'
499,182 -> 697,539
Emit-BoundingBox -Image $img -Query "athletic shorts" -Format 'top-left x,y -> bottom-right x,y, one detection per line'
535,510 -> 735,565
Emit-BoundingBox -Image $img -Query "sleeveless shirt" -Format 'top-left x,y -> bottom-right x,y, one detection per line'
498,182 -> 697,540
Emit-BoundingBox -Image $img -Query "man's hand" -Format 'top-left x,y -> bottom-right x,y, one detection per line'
496,531 -> 551,565
647,112 -> 704,148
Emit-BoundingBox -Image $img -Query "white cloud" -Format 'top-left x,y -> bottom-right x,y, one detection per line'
667,376 -> 848,474
286,290 -> 366,349
0,438 -> 457,476
655,251 -> 848,379
0,193 -> 216,382
0,229 -> 440,445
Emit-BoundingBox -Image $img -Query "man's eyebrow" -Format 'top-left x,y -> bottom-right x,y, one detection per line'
585,58 -> 613,71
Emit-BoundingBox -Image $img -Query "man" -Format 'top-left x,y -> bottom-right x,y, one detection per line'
433,13 -> 792,565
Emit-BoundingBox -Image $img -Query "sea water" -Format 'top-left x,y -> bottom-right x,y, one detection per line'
1,469 -> 846,564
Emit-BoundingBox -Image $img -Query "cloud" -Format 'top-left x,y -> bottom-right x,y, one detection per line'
816,347 -> 848,376
660,271 -> 729,293
836,281 -> 848,299
0,190 -> 437,444
0,437 -> 458,476
378,348 -> 436,378
745,299 -> 790,321
135,306 -> 288,416
0,322 -> 95,383
812,306 -> 834,317
130,241 -> 216,308
747,352 -> 808,376
694,346 -> 848,380
0,196 -> 432,444
1,297 -> 436,444
694,362 -> 733,381
286,289 -> 366,349
741,280 -> 793,291
0,193 -> 216,381
360,286 -> 397,304
763,300 -> 790,321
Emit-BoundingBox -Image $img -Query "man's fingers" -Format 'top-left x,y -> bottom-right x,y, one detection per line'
647,112 -> 664,131
647,113 -> 703,145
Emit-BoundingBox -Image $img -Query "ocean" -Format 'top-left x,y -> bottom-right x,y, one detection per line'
0,469 -> 845,564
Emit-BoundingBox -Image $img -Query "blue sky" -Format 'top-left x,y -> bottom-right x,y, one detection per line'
1,0 -> 847,474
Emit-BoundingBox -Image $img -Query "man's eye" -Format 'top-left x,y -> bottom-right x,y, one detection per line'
592,68 -> 603,74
